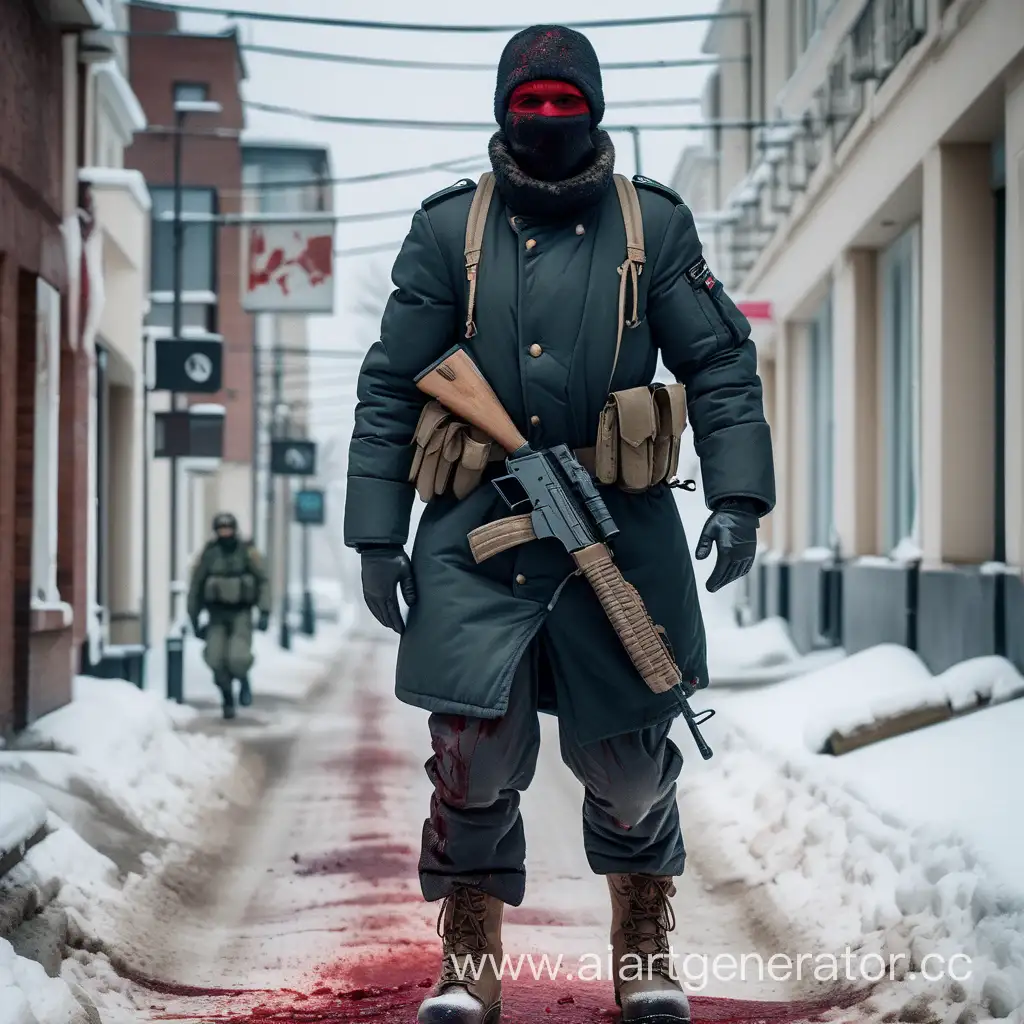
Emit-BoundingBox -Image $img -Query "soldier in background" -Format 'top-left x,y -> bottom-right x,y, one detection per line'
188,512 -> 271,719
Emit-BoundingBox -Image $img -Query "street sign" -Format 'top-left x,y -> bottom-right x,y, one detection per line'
153,338 -> 223,392
154,410 -> 225,458
242,222 -> 335,314
294,488 -> 326,526
270,439 -> 317,476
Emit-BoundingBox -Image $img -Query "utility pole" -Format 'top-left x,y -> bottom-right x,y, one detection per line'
278,404 -> 292,651
165,103 -> 186,703
165,98 -> 221,704
300,476 -> 315,636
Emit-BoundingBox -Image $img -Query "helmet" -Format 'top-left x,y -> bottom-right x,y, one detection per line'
212,512 -> 238,533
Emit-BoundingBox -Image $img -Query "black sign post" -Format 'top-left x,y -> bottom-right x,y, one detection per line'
294,488 -> 323,637
270,439 -> 317,476
154,338 -> 223,393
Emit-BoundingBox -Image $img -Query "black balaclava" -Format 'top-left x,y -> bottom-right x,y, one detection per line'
213,512 -> 239,552
494,25 -> 605,183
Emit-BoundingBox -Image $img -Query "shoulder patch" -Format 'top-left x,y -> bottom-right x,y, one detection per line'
632,175 -> 683,207
423,178 -> 477,210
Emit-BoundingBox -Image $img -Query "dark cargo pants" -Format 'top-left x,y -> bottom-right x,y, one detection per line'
419,642 -> 686,906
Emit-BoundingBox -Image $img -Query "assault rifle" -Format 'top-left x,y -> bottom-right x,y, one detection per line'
415,345 -> 715,760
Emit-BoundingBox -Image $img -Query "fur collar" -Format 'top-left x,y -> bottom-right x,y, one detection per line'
488,129 -> 615,220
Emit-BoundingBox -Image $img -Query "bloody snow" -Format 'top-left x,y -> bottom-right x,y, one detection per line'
7,628 -> 1020,1023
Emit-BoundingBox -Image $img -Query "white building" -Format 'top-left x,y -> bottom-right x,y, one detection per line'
688,0 -> 1023,673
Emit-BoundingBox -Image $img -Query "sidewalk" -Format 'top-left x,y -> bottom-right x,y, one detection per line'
0,624 -> 347,1024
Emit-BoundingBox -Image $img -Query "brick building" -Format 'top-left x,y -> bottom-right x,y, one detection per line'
125,2 -> 255,638
0,0 -> 112,734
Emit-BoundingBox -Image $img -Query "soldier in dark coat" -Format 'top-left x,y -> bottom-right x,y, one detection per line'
345,26 -> 774,1024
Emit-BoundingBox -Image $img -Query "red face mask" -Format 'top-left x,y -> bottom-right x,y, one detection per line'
509,80 -> 590,118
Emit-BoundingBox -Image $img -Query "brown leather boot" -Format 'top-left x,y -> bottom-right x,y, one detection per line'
418,886 -> 504,1024
608,874 -> 690,1023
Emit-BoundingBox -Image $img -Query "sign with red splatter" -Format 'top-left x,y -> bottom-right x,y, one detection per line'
242,222 -> 335,314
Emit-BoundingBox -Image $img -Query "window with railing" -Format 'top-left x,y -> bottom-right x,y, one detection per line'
828,46 -> 865,148
849,0 -> 927,85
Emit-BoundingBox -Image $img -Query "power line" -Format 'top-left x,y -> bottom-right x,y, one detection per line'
124,31 -> 741,72
246,102 -> 795,133
334,240 -> 403,258
133,3 -> 746,33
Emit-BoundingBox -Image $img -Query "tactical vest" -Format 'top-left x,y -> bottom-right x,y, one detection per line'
201,542 -> 259,608
409,172 -> 689,503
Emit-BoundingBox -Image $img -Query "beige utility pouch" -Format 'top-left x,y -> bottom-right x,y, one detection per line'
409,401 -> 497,502
409,401 -> 452,502
650,382 -> 688,484
452,427 -> 494,499
594,386 -> 658,493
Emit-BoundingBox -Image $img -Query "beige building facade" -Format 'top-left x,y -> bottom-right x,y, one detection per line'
687,0 -> 1023,672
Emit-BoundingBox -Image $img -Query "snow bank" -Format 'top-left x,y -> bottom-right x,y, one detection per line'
681,644 -> 1024,1021
714,645 -> 1024,754
0,938 -> 88,1024
682,734 -> 1024,1023
835,699 -> 1024,894
0,783 -> 47,855
1,677 -> 238,844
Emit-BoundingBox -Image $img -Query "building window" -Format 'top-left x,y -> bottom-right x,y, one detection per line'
808,292 -> 834,549
33,279 -> 62,604
880,223 -> 921,552
150,186 -> 217,292
174,82 -> 209,104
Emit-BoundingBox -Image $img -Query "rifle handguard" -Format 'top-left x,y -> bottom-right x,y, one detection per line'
572,543 -> 682,694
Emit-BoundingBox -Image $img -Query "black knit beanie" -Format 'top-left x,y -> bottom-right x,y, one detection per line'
494,25 -> 605,128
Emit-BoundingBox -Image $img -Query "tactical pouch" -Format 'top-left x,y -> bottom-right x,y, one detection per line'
204,573 -> 256,607
409,400 -> 498,502
651,382 -> 687,484
594,383 -> 687,492
594,386 -> 657,493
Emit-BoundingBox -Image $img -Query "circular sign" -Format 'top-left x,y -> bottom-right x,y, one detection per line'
184,352 -> 214,384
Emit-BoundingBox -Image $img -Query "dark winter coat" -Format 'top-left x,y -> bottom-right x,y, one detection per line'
345,151 -> 775,745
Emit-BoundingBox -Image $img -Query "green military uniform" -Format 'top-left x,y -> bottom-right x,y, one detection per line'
187,539 -> 270,685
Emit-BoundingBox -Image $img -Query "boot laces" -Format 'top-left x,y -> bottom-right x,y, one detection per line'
621,877 -> 676,977
436,887 -> 489,986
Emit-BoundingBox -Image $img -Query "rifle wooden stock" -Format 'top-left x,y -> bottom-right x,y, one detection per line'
415,346 -> 527,454
572,543 -> 683,694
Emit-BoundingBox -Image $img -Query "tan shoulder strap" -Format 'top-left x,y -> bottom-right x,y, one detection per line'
463,172 -> 496,339
609,174 -> 647,390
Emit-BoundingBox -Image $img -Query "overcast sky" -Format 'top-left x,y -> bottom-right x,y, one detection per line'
178,0 -> 719,441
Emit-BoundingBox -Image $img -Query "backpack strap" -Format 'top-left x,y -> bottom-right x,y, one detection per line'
609,174 -> 647,390
463,172 -> 496,339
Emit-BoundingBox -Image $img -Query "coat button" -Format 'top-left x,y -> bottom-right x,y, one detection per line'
575,224 -> 585,235
525,238 -> 537,250
515,574 -> 527,585
530,415 -> 540,426
529,343 -> 542,357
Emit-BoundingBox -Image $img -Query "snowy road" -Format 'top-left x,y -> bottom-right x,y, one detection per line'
109,639 -> 870,1024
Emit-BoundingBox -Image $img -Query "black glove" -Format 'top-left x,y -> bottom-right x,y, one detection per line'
695,498 -> 760,594
359,545 -> 417,635
192,620 -> 207,641
257,610 -> 270,632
